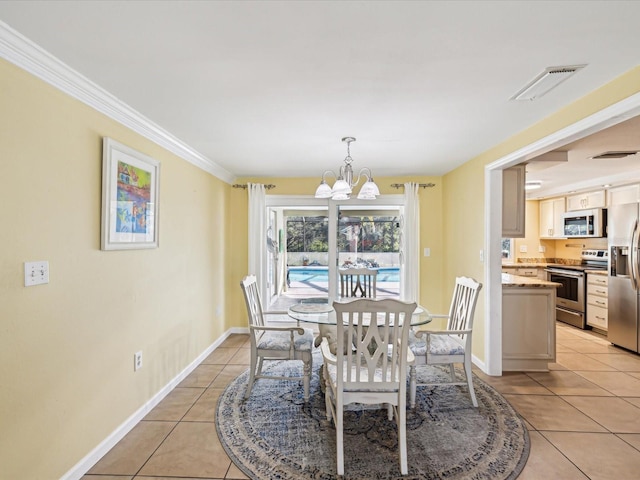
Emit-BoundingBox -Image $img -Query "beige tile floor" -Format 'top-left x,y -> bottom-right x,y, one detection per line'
82,323 -> 640,480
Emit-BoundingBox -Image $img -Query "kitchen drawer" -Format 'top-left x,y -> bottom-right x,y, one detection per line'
587,275 -> 608,286
587,283 -> 608,298
587,304 -> 608,330
587,294 -> 608,309
516,268 -> 539,277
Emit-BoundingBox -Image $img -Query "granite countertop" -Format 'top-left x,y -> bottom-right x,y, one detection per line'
503,258 -> 588,268
502,273 -> 561,288
502,262 -> 585,269
502,262 -> 550,268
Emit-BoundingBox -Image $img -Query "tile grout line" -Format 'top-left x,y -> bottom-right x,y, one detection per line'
536,430 -> 594,480
131,343 -> 244,479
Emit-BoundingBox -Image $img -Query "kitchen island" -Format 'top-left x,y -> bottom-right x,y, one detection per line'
502,273 -> 561,372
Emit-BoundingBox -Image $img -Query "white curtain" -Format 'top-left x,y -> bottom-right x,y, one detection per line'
400,182 -> 420,302
248,183 -> 267,303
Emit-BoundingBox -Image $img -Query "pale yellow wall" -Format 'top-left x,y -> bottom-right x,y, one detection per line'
443,65 -> 640,365
442,156 -> 487,354
553,237 -> 607,259
227,175 -> 446,327
0,59 -> 233,478
512,200 -> 557,261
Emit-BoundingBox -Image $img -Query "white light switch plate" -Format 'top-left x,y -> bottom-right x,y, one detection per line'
519,245 -> 528,253
24,261 -> 49,286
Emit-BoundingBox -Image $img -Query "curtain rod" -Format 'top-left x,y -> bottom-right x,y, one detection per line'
232,184 -> 276,190
390,183 -> 435,189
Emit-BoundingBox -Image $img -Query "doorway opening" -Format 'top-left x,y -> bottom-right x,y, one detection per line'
485,92 -> 640,375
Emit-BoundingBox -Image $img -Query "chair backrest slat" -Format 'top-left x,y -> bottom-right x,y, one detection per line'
446,276 -> 482,337
333,299 -> 417,390
240,276 -> 267,346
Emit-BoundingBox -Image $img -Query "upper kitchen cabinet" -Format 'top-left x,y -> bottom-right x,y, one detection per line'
607,184 -> 640,206
566,190 -> 606,211
502,165 -> 525,238
539,197 -> 566,238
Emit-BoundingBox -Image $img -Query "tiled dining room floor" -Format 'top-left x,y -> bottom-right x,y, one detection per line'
82,322 -> 640,480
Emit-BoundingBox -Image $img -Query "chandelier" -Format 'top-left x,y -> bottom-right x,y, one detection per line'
314,137 -> 380,200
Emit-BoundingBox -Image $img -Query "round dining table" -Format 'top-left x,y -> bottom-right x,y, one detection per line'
288,300 -> 432,355
287,300 -> 431,326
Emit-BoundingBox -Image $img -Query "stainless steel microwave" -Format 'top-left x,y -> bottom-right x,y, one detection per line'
562,208 -> 606,238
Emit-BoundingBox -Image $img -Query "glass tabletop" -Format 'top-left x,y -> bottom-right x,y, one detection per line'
287,300 -> 431,326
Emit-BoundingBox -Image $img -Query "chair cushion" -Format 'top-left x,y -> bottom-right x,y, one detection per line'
257,328 -> 314,351
408,330 -> 427,355
409,331 -> 465,356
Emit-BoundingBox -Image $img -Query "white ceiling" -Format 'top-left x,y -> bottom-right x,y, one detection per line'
1,1 -> 640,184
525,115 -> 640,199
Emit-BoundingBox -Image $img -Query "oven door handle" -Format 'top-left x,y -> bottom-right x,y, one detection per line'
556,306 -> 583,317
545,269 -> 584,278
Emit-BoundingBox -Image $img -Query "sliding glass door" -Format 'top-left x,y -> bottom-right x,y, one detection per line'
265,194 -> 406,308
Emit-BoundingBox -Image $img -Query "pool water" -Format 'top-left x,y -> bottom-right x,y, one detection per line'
288,267 -> 400,283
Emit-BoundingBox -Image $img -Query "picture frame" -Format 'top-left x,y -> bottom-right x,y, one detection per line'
101,138 -> 160,250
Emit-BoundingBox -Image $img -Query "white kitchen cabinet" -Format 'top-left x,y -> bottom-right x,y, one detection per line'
502,267 -> 547,279
607,184 -> 640,206
502,267 -> 518,276
566,190 -> 606,211
586,274 -> 608,331
516,268 -> 539,277
539,197 -> 566,238
502,165 -> 525,238
502,284 -> 556,371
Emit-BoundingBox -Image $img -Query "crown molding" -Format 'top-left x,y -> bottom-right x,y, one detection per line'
0,21 -> 235,184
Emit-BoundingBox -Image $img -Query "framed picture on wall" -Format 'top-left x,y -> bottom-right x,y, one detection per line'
101,138 -> 160,250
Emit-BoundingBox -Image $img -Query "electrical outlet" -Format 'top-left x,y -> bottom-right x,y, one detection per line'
519,245 -> 528,253
134,351 -> 143,371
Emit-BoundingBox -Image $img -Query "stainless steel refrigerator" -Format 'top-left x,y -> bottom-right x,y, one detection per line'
609,203 -> 640,352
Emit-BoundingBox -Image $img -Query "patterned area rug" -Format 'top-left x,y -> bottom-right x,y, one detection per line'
216,353 -> 529,480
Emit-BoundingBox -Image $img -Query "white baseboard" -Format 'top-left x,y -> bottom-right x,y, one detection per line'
61,327 -> 247,480
472,353 -> 488,374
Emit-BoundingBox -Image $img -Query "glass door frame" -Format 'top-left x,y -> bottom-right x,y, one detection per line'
266,194 -> 405,303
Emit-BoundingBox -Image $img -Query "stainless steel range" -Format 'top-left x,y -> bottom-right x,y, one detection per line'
545,249 -> 608,329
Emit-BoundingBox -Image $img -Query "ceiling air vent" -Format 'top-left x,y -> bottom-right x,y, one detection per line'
589,151 -> 639,160
511,65 -> 586,101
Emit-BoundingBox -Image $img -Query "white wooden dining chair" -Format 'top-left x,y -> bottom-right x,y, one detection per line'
339,267 -> 378,298
320,298 -> 417,476
408,276 -> 482,408
240,275 -> 314,402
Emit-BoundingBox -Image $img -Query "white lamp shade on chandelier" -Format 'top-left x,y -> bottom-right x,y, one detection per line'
315,137 -> 380,200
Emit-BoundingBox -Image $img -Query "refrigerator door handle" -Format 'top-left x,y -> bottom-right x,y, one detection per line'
631,221 -> 640,291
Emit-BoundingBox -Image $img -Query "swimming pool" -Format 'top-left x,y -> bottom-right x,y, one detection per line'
288,266 -> 400,283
